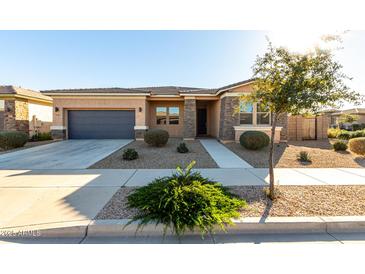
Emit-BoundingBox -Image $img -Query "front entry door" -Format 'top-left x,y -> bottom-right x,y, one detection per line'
197,108 -> 207,135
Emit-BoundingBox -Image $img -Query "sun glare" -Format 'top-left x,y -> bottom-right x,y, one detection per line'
268,30 -> 332,53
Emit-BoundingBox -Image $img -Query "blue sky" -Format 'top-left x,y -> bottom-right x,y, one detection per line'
0,31 -> 364,100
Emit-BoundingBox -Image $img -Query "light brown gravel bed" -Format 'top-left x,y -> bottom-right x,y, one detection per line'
96,185 -> 365,219
225,140 -> 365,168
89,138 -> 218,169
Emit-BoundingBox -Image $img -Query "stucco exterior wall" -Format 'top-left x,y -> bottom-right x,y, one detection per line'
148,100 -> 184,137
52,96 -> 147,127
29,102 -> 53,122
207,99 -> 220,138
28,102 -> 53,136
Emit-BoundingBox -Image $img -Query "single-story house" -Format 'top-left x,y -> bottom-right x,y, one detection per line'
40,79 -> 328,142
0,86 -> 53,136
327,108 -> 365,129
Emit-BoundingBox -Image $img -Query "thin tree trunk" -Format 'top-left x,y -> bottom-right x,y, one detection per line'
269,113 -> 278,199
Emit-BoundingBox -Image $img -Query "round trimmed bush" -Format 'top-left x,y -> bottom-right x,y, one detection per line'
239,131 -> 270,150
144,129 -> 169,147
122,148 -> 138,160
0,131 -> 28,150
349,137 -> 365,155
333,141 -> 347,151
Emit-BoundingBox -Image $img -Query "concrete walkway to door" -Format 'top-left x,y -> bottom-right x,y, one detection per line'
0,139 -> 132,169
199,139 -> 252,168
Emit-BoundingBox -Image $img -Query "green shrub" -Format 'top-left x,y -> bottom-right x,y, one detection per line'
349,137 -> 365,155
327,128 -> 341,138
350,130 -> 365,139
297,151 -> 311,163
177,142 -> 189,153
239,131 -> 270,150
337,130 -> 351,140
333,141 -> 347,151
30,132 -> 53,141
352,124 -> 361,131
122,148 -> 138,160
0,131 -> 28,150
144,129 -> 169,147
127,161 -> 247,237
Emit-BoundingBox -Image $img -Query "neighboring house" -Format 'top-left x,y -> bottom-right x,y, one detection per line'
327,108 -> 365,129
0,86 -> 53,136
40,79 -> 328,142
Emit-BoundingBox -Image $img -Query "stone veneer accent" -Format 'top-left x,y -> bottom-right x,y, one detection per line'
276,112 -> 288,141
183,99 -> 196,139
135,129 -> 147,140
51,129 -> 66,139
219,96 -> 240,141
3,99 -> 29,133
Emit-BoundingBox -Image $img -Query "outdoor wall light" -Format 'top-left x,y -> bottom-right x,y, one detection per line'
55,107 -> 59,112
139,107 -> 143,112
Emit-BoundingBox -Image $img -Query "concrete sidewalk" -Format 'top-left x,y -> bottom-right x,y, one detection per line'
123,167 -> 365,186
199,139 -> 252,168
0,168 -> 364,237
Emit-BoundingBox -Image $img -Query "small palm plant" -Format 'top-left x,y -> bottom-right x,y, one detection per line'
126,161 -> 246,238
297,151 -> 312,163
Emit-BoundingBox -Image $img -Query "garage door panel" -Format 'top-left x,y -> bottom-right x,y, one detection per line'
68,110 -> 135,139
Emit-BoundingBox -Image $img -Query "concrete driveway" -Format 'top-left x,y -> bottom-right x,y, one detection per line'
0,139 -> 132,169
0,169 -> 135,233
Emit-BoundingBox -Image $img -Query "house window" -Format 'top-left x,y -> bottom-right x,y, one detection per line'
156,107 -> 167,125
168,107 -> 179,125
239,101 -> 271,126
257,104 -> 270,124
239,102 -> 253,124
156,106 -> 180,125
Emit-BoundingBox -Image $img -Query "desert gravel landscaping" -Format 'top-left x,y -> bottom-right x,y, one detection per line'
96,185 -> 365,219
89,138 -> 218,169
225,140 -> 365,168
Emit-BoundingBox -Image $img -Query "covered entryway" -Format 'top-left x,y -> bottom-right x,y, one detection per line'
68,110 -> 135,139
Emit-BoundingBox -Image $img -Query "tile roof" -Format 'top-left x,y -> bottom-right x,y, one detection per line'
41,79 -> 254,96
41,87 -> 149,94
0,86 -> 52,102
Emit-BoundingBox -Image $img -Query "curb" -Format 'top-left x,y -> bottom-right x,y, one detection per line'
2,216 -> 365,238
0,220 -> 89,238
87,216 -> 365,237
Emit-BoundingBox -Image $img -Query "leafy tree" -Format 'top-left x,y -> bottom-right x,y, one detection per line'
241,40 -> 361,199
339,114 -> 359,124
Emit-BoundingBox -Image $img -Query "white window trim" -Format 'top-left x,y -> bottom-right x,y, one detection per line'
240,102 -> 271,126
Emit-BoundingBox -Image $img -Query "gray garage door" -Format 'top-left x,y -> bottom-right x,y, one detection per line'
68,110 -> 135,139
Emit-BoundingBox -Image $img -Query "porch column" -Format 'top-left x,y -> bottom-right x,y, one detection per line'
219,95 -> 240,141
183,97 -> 196,140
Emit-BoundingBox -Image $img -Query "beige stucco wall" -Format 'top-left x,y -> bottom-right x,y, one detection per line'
28,102 -> 53,136
52,96 -> 148,132
227,83 -> 254,94
148,100 -> 184,137
29,102 -> 53,122
207,100 -> 220,137
234,126 -> 282,143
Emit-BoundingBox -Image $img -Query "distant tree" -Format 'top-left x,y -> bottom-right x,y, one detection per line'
241,39 -> 361,199
339,114 -> 359,124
